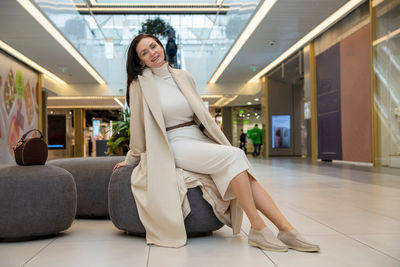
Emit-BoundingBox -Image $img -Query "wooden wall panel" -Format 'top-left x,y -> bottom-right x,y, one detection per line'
340,24 -> 372,162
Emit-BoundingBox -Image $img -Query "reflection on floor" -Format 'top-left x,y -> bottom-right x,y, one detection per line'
1,158 -> 400,267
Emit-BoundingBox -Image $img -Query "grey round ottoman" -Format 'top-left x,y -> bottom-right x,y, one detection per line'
0,165 -> 77,241
48,156 -> 124,218
109,165 -> 224,237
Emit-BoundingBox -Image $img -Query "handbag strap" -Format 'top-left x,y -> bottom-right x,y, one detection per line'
13,129 -> 43,152
20,129 -> 43,141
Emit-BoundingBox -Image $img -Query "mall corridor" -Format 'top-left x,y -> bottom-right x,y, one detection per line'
1,0 -> 400,266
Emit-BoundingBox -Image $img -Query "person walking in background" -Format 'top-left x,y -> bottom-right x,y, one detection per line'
249,124 -> 262,157
239,129 -> 247,154
166,35 -> 177,67
88,137 -> 93,157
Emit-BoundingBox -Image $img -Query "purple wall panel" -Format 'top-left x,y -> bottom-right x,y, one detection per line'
316,43 -> 342,160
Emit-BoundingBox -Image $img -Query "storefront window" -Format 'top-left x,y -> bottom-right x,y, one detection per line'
372,0 -> 400,166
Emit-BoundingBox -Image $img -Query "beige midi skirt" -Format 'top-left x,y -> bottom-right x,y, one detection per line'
167,124 -> 251,201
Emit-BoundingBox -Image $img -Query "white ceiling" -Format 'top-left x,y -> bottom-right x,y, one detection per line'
0,0 -> 358,107
0,0 -> 98,84
217,0 -> 350,83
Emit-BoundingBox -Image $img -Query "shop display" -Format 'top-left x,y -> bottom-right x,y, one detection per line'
271,115 -> 291,149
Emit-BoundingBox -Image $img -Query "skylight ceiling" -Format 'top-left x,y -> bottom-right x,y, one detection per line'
32,0 -> 260,88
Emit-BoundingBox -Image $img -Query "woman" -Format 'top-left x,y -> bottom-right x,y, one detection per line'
114,34 -> 319,252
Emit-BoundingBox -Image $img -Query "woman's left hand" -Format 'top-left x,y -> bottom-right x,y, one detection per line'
113,161 -> 126,172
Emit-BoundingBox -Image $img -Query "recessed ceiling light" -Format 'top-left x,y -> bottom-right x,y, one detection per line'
254,98 -> 259,101
247,102 -> 252,105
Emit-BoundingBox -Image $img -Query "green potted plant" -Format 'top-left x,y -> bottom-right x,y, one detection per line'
106,109 -> 130,156
139,18 -> 172,38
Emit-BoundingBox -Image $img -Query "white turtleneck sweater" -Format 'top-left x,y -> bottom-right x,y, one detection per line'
150,63 -> 194,128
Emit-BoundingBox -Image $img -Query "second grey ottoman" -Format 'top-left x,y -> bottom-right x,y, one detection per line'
109,165 -> 224,237
0,165 -> 77,241
48,156 -> 124,218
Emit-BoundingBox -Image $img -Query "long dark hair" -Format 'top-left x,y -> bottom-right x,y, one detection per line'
126,34 -> 166,107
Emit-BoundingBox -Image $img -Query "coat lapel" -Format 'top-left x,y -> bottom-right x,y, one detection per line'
138,68 -> 168,139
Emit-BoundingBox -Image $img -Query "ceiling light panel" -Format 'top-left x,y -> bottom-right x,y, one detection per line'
86,0 -> 227,4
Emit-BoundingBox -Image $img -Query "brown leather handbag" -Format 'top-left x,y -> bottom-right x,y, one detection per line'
13,129 -> 48,165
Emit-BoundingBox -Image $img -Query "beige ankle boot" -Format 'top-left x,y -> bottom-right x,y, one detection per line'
248,227 -> 288,252
277,229 -> 320,252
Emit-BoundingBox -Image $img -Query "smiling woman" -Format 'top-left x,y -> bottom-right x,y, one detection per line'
113,33 -> 320,252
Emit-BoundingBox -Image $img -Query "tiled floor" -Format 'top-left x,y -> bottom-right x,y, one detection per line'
2,158 -> 400,267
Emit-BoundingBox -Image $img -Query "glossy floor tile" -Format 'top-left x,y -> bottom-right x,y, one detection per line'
1,158 -> 399,266
0,238 -> 54,267
147,227 -> 276,267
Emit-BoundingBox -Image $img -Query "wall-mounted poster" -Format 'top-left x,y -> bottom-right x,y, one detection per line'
0,50 -> 39,164
271,115 -> 291,149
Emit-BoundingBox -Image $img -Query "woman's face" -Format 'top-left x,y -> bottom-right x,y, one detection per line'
136,37 -> 166,68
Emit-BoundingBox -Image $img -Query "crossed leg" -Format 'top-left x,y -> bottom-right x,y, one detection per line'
229,170 -> 293,231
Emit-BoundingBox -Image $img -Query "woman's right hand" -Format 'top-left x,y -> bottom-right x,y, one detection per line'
113,161 -> 126,172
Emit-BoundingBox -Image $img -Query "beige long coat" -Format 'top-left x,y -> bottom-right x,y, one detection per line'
124,66 -> 256,247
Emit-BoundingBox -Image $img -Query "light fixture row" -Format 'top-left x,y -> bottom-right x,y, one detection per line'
73,0 -> 231,14
85,0 -> 230,7
212,95 -> 238,107
75,7 -> 229,13
47,96 -> 125,109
